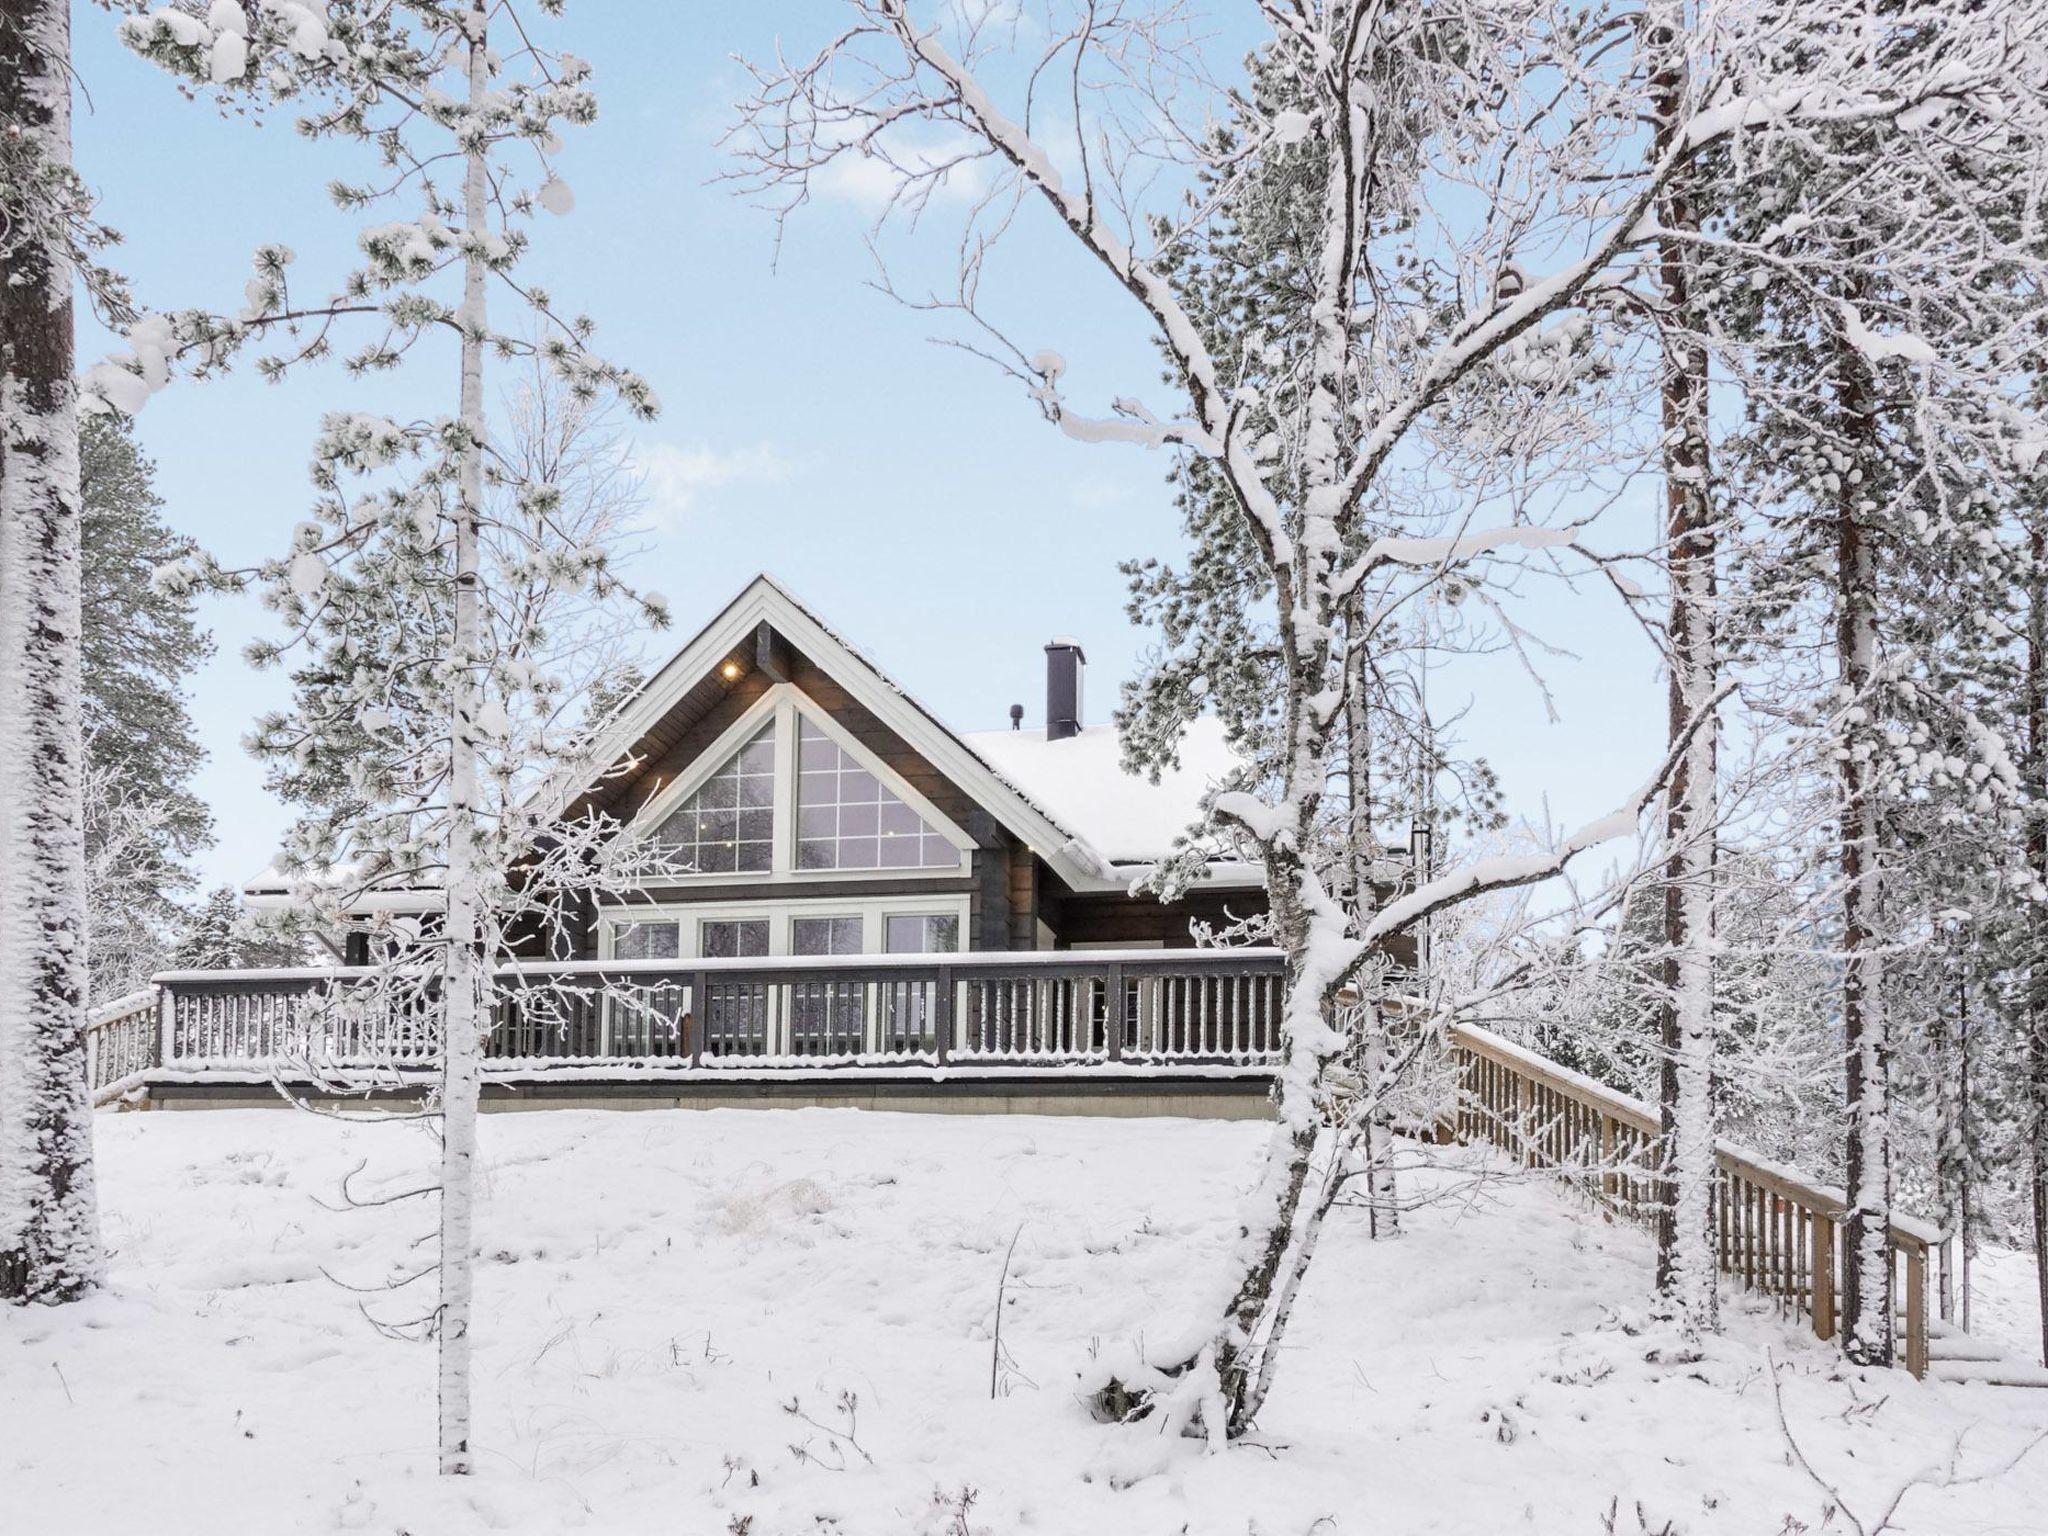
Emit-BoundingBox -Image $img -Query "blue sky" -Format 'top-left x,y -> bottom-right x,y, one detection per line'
70,4 -> 1659,896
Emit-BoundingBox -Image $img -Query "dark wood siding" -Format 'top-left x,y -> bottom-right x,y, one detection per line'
969,812 -> 1013,951
1040,886 -> 1269,949
1008,841 -> 1038,948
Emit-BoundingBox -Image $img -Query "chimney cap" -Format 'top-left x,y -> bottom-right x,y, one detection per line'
1045,636 -> 1087,658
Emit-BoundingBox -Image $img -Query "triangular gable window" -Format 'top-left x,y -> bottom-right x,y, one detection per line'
633,687 -> 970,881
795,716 -> 957,870
651,720 -> 776,873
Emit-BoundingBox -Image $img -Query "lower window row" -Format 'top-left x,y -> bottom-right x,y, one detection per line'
609,909 -> 962,961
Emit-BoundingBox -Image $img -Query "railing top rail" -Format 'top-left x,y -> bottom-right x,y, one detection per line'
1448,1019 -> 1943,1248
87,989 -> 158,1029
153,946 -> 1286,988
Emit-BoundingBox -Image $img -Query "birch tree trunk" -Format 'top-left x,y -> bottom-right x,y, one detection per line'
436,1 -> 490,1474
1649,8 -> 1718,1335
1834,332 -> 1894,1368
0,0 -> 103,1306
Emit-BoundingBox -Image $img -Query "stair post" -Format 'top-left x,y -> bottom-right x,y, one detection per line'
1905,1241 -> 1929,1379
156,984 -> 173,1070
1811,1212 -> 1836,1341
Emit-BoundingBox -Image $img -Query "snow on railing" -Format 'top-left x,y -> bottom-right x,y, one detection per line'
84,989 -> 161,1106
1446,1020 -> 1947,1379
143,949 -> 1289,1079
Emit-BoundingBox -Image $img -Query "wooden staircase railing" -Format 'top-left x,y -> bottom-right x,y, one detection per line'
84,988 -> 162,1106
1446,1021 -> 1947,1378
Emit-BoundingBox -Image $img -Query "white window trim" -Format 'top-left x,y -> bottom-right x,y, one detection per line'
625,684 -> 975,887
597,894 -> 972,959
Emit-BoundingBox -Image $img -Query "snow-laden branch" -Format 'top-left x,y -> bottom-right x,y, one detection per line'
1359,679 -> 1737,952
1336,522 -> 1585,600
866,0 -> 1293,565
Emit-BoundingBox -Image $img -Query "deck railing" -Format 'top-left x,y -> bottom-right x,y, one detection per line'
85,990 -> 161,1105
131,948 -> 1287,1079
1448,1020 -> 1947,1378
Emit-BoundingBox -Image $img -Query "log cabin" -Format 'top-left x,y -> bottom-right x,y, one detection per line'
123,574 -> 1416,1115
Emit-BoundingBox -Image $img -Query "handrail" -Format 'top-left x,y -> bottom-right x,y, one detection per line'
84,989 -> 162,1105
1448,1020 -> 1944,1378
149,947 -> 1286,987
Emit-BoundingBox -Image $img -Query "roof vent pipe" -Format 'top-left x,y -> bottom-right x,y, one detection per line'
1045,639 -> 1085,742
1009,703 -> 1024,731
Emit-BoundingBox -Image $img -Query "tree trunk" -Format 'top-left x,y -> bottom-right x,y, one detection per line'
0,0 -> 103,1306
1834,332 -> 1892,1368
1210,830 -> 1341,1433
1650,10 -> 1718,1335
1955,953 -> 1974,1335
1931,944 -> 1965,1326
436,2 -> 491,1474
1345,617 -> 1397,1237
2026,517 -> 2047,1366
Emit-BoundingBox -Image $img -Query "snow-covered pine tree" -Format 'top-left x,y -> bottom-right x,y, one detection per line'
1710,84 -> 2046,1364
731,0 -> 2029,1431
166,885 -> 306,973
1113,30 -> 1523,1248
79,415 -> 214,997
0,0 -> 103,1305
116,0 -> 658,1474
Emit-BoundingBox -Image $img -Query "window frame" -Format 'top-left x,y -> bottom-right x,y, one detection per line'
626,684 -> 975,887
596,894 -> 973,960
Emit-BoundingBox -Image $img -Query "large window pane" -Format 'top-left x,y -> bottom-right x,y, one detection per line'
652,721 -> 776,874
794,717 -> 958,871
701,919 -> 770,959
792,914 -> 864,956
613,920 -> 680,960
884,913 -> 959,954
789,913 -> 865,1055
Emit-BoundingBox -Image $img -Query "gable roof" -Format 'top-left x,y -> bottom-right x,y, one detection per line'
560,574 -> 1257,893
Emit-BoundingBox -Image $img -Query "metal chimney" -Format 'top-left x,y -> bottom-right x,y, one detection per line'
1044,639 -> 1086,741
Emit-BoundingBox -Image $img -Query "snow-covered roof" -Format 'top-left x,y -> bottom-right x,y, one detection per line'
961,718 -> 1241,870
244,861 -> 443,912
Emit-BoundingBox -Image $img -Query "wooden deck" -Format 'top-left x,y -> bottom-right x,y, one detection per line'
88,949 -> 1288,1108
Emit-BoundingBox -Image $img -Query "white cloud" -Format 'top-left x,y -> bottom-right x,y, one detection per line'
636,441 -> 793,527
812,125 -> 997,216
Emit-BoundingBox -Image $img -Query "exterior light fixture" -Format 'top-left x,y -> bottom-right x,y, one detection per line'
720,659 -> 743,682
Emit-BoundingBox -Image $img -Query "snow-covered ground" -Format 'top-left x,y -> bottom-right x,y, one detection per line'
1961,1240 -> 2046,1372
7,1108 -> 2048,1535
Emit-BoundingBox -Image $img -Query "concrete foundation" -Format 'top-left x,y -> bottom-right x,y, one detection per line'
138,1075 -> 1276,1120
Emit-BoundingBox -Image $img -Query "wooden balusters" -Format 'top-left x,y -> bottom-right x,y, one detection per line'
1446,1021 -> 1936,1378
